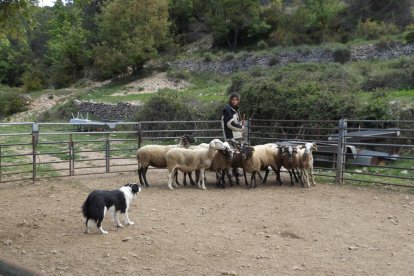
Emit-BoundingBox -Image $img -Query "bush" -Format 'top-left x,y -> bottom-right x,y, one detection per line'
203,52 -> 214,62
256,40 -> 268,50
269,54 -> 281,66
223,53 -> 235,61
355,20 -> 400,40
332,45 -> 351,64
166,70 -> 191,82
375,37 -> 397,49
0,88 -> 28,119
21,64 -> 48,91
404,24 -> 414,44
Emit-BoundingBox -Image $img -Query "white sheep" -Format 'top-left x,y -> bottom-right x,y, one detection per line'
136,134 -> 195,187
298,143 -> 317,188
165,139 -> 226,190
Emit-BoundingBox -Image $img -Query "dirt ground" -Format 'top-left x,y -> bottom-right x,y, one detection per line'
0,171 -> 414,276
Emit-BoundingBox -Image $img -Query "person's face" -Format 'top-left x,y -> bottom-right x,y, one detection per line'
230,97 -> 240,106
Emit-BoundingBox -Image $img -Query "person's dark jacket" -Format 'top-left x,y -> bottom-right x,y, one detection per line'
222,104 -> 242,140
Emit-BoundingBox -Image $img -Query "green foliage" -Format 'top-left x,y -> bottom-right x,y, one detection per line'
169,0 -> 194,33
332,45 -> 351,64
21,63 -> 48,91
0,38 -> 32,86
404,24 -> 414,44
206,0 -> 270,49
0,86 -> 28,118
0,0 -> 37,40
47,0 -> 91,88
256,40 -> 268,50
166,70 -> 191,81
94,0 -> 169,79
355,19 -> 400,40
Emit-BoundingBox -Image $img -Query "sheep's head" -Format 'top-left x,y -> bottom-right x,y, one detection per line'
241,145 -> 254,160
222,142 -> 234,161
301,143 -> 318,154
181,134 -> 196,147
282,145 -> 297,162
227,139 -> 242,151
210,139 -> 226,150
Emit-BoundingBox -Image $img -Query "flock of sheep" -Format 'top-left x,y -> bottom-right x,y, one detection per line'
136,134 -> 318,190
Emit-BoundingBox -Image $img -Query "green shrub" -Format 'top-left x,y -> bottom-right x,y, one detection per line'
256,40 -> 268,50
223,53 -> 235,61
375,37 -> 397,49
332,45 -> 351,64
21,65 -> 48,91
355,19 -> 400,40
269,54 -> 281,66
0,87 -> 28,118
203,52 -> 214,62
404,24 -> 414,44
166,70 -> 191,82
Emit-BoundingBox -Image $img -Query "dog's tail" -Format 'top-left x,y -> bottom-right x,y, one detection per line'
82,193 -> 104,222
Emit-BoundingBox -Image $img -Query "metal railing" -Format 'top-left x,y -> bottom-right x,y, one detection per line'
0,119 -> 413,187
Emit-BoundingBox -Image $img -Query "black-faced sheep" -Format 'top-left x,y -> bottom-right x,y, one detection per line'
281,145 -> 303,186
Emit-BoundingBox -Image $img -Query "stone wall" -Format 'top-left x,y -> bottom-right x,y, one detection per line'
74,100 -> 141,120
169,42 -> 414,74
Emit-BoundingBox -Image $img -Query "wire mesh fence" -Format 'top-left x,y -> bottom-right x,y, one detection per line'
0,119 -> 413,187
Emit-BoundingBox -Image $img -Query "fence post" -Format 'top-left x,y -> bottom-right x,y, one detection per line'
336,119 -> 347,184
0,145 -> 2,183
247,118 -> 251,145
105,134 -> 110,173
137,122 -> 142,149
69,134 -> 74,176
32,123 -> 39,184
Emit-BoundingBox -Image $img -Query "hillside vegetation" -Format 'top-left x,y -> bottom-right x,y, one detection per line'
1,0 -> 414,121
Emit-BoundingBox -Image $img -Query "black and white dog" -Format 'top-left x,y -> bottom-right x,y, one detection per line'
82,183 -> 141,234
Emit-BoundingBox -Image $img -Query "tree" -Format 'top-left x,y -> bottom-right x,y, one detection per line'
207,0 -> 270,49
304,0 -> 345,43
47,0 -> 90,86
0,0 -> 37,40
94,0 -> 169,78
168,0 -> 193,33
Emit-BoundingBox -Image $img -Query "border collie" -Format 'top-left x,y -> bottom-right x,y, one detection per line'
82,183 -> 141,234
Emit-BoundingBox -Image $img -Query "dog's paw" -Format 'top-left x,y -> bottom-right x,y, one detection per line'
117,224 -> 124,228
101,230 -> 108,235
127,221 -> 135,226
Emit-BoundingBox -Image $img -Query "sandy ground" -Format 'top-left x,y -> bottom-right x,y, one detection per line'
0,171 -> 414,276
110,72 -> 190,96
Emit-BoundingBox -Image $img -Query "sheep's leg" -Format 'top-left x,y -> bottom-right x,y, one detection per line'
143,167 -> 150,187
262,168 -> 269,184
296,168 -> 304,187
138,167 -> 144,186
292,169 -> 300,183
257,171 -> 263,181
253,171 -> 258,189
182,172 -> 187,186
233,168 -> 240,185
215,171 -> 221,188
288,170 -> 294,186
174,171 -> 181,186
276,166 -> 283,186
302,168 -> 310,188
167,169 -> 175,190
220,170 -> 226,188
188,172 -> 196,186
226,169 -> 233,187
310,167 -> 316,186
200,169 -> 207,190
243,169 -> 249,187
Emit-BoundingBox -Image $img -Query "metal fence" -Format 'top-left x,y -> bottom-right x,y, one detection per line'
0,119 -> 413,187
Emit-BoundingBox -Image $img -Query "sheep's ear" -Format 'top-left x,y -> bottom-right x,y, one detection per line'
312,144 -> 318,151
300,145 -> 305,149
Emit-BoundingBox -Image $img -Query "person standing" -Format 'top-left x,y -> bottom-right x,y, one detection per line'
222,92 -> 243,142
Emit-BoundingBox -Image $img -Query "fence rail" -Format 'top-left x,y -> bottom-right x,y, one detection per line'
0,119 -> 413,188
